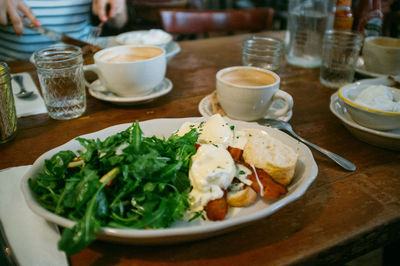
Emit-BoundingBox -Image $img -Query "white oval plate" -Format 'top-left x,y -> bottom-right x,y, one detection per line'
21,117 -> 318,245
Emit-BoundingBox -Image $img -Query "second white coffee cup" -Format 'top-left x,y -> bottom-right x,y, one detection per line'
84,45 -> 166,97
362,36 -> 400,75
216,66 -> 293,121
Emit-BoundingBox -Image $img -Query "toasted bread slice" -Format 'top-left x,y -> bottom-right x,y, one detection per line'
242,131 -> 298,186
227,185 -> 257,207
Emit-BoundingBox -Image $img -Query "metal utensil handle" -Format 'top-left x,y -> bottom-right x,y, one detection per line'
0,220 -> 18,266
23,20 -> 62,42
14,75 -> 25,93
288,129 -> 356,171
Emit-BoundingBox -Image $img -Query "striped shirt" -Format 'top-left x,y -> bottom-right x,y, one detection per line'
0,0 -> 93,60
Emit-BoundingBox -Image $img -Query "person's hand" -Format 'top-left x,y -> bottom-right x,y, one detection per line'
0,0 -> 40,35
92,0 -> 127,23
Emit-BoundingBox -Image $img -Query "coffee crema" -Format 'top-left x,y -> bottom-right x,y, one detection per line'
99,47 -> 163,63
221,68 -> 276,87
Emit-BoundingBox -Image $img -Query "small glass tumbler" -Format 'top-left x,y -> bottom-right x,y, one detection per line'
320,30 -> 363,88
34,44 -> 86,120
0,62 -> 17,144
242,37 -> 284,71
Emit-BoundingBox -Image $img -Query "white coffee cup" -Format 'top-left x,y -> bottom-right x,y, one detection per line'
216,66 -> 293,121
362,36 -> 400,75
84,45 -> 166,97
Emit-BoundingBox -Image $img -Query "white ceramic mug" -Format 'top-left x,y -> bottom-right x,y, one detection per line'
216,66 -> 293,121
84,45 -> 166,97
362,36 -> 400,75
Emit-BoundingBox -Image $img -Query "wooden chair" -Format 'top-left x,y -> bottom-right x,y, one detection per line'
159,7 -> 275,38
128,0 -> 189,29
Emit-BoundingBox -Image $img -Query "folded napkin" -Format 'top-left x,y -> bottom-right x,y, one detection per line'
11,73 -> 47,117
0,166 -> 68,266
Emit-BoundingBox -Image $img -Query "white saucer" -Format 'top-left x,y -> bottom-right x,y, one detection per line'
88,78 -> 173,105
198,94 -> 293,122
355,57 -> 387,78
330,92 -> 400,151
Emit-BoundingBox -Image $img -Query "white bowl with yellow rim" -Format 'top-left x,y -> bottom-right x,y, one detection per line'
338,77 -> 400,131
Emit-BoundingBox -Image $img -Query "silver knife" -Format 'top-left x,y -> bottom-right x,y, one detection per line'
23,21 -> 101,65
23,20 -> 99,49
23,21 -> 62,41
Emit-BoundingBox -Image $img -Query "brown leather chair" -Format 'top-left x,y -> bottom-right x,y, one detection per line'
159,8 -> 275,37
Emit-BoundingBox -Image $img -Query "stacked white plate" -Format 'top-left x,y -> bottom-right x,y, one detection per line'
330,78 -> 400,151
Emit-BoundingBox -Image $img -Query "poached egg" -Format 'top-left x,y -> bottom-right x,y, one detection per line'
188,144 -> 236,212
177,114 -> 234,147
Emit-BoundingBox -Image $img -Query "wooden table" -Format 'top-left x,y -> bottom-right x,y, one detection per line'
2,32 -> 400,265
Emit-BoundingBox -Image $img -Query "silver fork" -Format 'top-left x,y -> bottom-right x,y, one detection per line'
92,21 -> 105,39
257,118 -> 356,171
86,21 -> 105,46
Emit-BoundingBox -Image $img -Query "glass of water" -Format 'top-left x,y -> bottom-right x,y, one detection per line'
242,36 -> 284,71
285,0 -> 334,68
34,44 -> 86,120
320,30 -> 363,88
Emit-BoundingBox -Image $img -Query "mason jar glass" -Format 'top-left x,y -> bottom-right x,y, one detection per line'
320,30 -> 363,88
0,62 -> 18,143
34,44 -> 86,120
242,37 -> 284,71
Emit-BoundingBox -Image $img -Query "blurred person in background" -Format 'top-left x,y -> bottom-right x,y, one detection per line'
0,0 -> 128,60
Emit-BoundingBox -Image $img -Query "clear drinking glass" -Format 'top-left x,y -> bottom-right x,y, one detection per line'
320,30 -> 363,88
34,44 -> 86,120
286,0 -> 334,68
242,37 -> 284,71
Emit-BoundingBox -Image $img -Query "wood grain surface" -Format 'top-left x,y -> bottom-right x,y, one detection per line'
2,32 -> 400,266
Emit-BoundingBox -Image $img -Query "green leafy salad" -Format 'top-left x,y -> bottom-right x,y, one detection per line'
29,121 -> 199,255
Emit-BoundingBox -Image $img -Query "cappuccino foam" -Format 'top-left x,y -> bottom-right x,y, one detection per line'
221,68 -> 276,87
99,47 -> 163,63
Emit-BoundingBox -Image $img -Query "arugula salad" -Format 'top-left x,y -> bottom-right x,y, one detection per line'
29,121 -> 199,255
